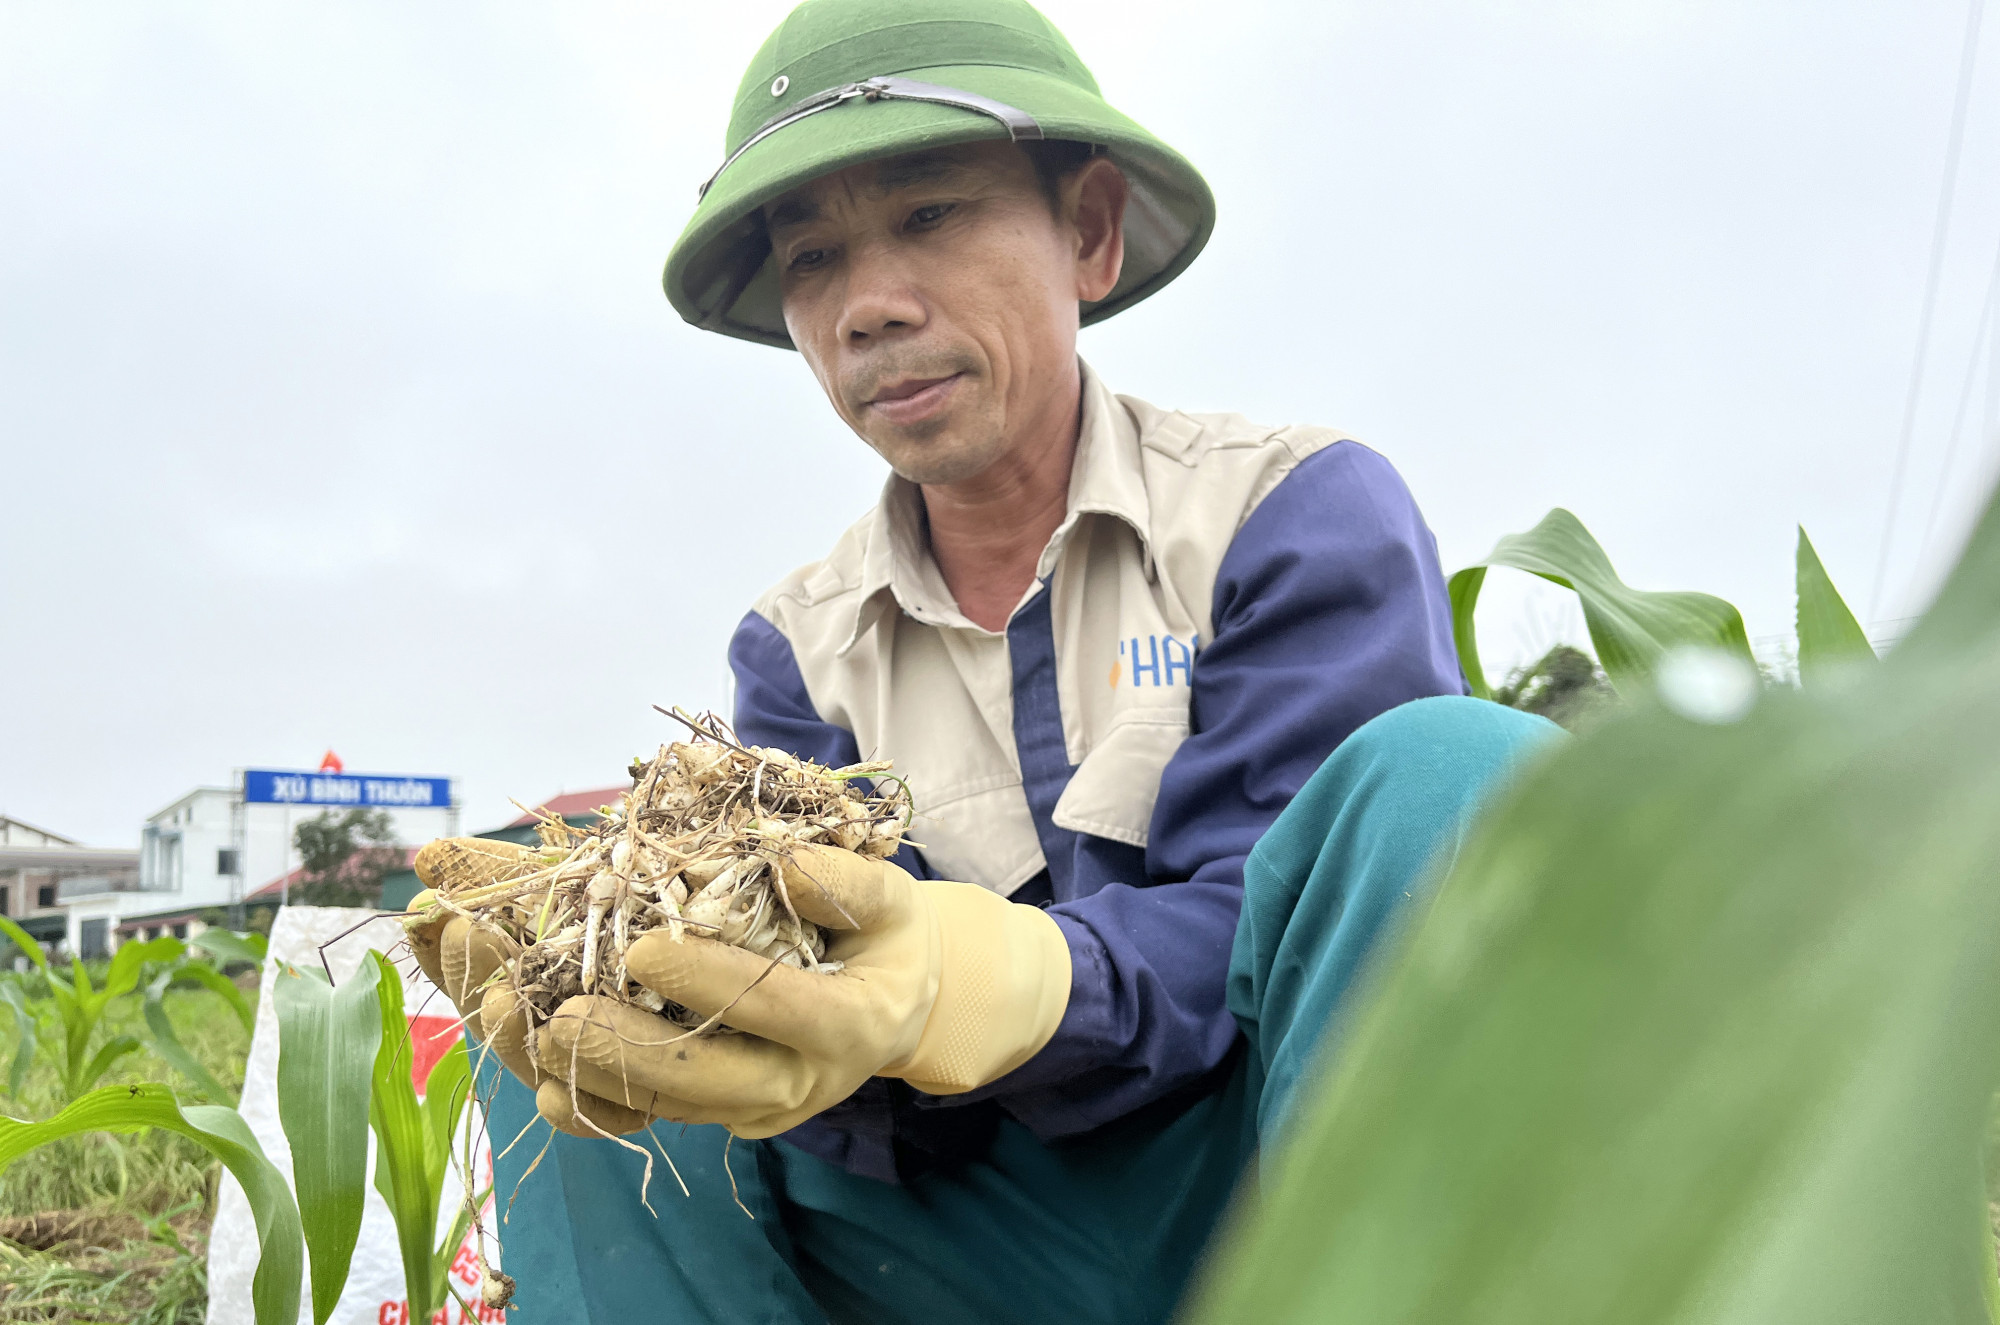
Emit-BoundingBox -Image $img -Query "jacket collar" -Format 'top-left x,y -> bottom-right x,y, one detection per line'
842,360 -> 1153,651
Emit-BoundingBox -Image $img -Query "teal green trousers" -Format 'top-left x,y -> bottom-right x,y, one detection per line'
481,697 -> 1558,1324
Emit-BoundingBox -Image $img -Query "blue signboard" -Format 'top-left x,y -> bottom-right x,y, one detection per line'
243,770 -> 453,809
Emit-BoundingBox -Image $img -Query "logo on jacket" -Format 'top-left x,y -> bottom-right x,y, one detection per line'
1112,634 -> 1199,688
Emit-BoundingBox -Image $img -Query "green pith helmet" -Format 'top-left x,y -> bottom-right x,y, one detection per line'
663,0 -> 1214,349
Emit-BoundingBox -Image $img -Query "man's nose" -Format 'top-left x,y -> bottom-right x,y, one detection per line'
835,242 -> 927,345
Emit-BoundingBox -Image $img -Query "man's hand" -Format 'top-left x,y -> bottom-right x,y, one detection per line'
537,843 -> 1072,1138
406,838 -> 650,1138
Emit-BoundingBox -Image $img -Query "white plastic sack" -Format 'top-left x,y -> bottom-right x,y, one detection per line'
206,906 -> 500,1325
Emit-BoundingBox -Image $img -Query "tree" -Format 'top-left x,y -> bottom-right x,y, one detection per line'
1492,644 -> 1619,731
292,809 -> 401,907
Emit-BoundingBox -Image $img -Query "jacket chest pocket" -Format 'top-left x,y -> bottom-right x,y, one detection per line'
1051,712 -> 1188,849
909,776 -> 1048,899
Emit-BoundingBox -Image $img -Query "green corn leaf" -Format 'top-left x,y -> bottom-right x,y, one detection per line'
2,933 -> 82,1100
38,958 -> 77,1023
193,928 -> 270,969
274,957 -> 384,1325
1444,567 -> 1491,695
57,935 -> 189,1100
0,975 -> 39,1098
177,960 -> 256,1034
420,1043 -> 478,1314
0,1083 -> 303,1325
0,915 -> 49,972
366,949 -> 450,1324
1795,526 -> 1876,682
61,956 -> 97,1092
94,935 -> 184,1008
420,1038 -> 472,1192
419,1047 -> 476,1313
1903,478 -> 2000,660
142,971 -> 233,1103
431,1188 -> 482,1318
1189,489 -> 2000,1324
1449,508 -> 1752,697
76,1034 -> 144,1095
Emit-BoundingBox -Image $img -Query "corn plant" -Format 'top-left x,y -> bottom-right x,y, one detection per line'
0,918 -> 259,1104
370,971 -> 485,1325
1189,496 -> 2000,1321
1449,511 -> 1874,697
0,1082 -> 303,1323
274,949 -> 488,1325
191,926 -> 272,970
1448,507 -> 1755,696
273,953 -> 382,1323
0,942 -> 475,1325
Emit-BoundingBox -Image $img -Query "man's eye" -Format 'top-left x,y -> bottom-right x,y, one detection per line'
789,246 -> 831,270
907,203 -> 954,228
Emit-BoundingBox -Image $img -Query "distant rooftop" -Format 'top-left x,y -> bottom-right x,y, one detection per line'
0,816 -> 81,849
0,818 -> 143,889
503,787 -> 627,829
248,846 -> 422,900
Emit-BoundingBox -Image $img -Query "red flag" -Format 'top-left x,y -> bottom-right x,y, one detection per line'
318,750 -> 344,773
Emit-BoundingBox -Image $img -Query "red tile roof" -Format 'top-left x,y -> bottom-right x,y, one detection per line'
504,787 -> 628,828
248,846 -> 419,900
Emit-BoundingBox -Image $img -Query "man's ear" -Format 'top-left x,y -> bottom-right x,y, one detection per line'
1066,156 -> 1128,304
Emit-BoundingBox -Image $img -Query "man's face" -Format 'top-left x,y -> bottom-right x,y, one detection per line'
766,141 -> 1124,486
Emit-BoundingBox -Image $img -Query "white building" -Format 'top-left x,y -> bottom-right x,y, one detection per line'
60,773 -> 457,954
0,815 -> 136,954
61,786 -> 240,953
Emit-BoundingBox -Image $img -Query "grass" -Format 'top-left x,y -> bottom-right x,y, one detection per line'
0,1205 -> 208,1325
0,977 -> 254,1324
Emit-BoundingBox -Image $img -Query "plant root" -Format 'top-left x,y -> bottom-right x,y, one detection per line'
413,708 -> 916,1278
405,711 -> 911,1042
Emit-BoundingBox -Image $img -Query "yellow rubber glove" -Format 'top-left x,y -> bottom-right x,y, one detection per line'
406,838 -> 650,1138
535,843 -> 1072,1138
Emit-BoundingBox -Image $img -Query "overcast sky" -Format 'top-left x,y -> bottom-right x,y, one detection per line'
5,0 -> 1998,853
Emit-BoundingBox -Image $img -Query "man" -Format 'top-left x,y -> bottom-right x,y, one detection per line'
413,1 -> 1558,1319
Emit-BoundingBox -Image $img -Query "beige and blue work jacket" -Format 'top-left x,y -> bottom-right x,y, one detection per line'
728,363 -> 1465,1182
